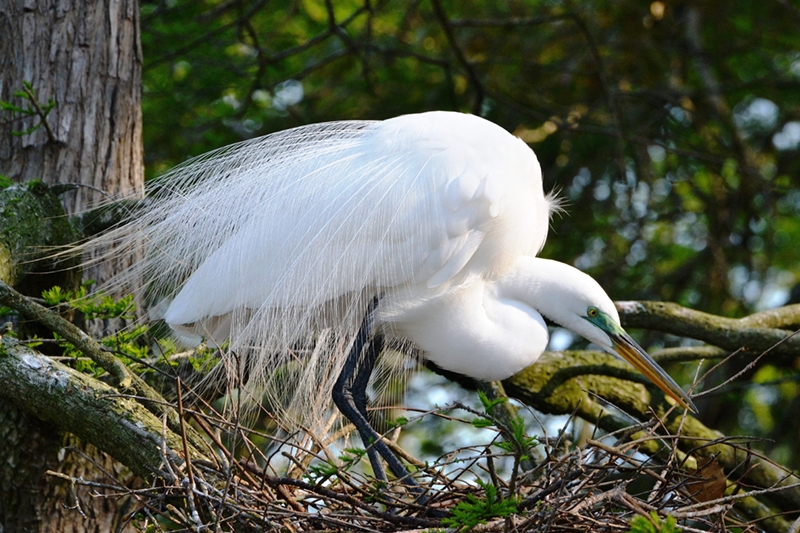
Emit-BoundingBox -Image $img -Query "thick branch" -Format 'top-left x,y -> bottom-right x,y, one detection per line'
651,345 -> 727,363
0,280 -> 212,457
617,301 -> 800,362
0,336 -> 208,478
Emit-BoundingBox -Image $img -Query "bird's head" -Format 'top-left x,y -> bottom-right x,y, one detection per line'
517,258 -> 697,413
579,302 -> 697,412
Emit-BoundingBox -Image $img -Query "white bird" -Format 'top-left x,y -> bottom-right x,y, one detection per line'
84,111 -> 695,483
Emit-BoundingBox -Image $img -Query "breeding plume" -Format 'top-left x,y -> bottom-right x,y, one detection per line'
84,111 -> 695,482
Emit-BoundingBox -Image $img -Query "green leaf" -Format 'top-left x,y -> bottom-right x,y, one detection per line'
477,390 -> 507,411
442,479 -> 519,531
471,418 -> 493,429
41,286 -> 69,305
627,512 -> 681,533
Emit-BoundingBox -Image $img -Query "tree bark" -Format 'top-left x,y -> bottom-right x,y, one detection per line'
0,0 -> 144,212
0,1 -> 144,530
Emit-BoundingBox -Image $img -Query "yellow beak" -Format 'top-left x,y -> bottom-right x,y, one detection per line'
610,331 -> 697,413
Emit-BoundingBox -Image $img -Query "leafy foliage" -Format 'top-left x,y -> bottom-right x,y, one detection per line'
441,478 -> 520,531
475,391 -> 538,457
628,512 -> 682,533
40,286 -> 148,372
42,285 -> 136,322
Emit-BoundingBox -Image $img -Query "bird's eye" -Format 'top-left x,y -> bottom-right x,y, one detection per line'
587,307 -> 599,318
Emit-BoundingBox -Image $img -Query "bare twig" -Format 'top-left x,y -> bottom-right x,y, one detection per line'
430,0 -> 485,114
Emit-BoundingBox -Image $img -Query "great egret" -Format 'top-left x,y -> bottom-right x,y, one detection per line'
83,111 -> 695,483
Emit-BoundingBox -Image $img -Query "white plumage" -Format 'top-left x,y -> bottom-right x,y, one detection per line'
84,111 -> 693,438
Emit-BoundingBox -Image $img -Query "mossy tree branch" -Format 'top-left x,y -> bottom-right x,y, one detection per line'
0,336 -> 209,478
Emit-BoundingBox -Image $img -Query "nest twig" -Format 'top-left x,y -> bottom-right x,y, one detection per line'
45,394 -> 794,533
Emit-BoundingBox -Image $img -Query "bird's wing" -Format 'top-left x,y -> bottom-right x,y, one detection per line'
127,113 -> 547,338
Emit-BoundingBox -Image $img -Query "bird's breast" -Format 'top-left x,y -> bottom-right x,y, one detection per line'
382,278 -> 549,381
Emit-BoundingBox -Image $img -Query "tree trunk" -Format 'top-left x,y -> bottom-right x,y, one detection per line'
0,0 -> 144,211
0,0 -> 144,530
0,409 -> 141,533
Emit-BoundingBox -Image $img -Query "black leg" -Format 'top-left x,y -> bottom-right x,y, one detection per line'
351,332 -> 384,427
332,298 -> 416,486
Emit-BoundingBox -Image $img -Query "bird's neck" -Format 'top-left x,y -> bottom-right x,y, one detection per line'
385,276 -> 550,381
490,256 -> 576,327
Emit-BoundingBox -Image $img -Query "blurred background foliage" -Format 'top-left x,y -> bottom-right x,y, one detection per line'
139,0 -> 800,468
